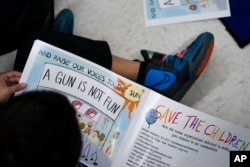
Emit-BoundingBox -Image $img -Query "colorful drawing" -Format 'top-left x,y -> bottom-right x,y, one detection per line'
71,99 -> 83,110
101,117 -> 109,130
79,122 -> 86,156
85,108 -> 98,119
144,0 -> 230,26
146,109 -> 161,128
83,121 -> 94,135
105,131 -> 120,156
158,0 -> 208,9
90,132 -> 106,165
82,130 -> 101,162
114,78 -> 144,118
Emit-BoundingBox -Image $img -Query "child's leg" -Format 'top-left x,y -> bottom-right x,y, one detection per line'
14,31 -> 112,72
111,56 -> 140,82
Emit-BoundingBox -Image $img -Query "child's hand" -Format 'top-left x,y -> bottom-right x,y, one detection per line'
0,70 -> 26,102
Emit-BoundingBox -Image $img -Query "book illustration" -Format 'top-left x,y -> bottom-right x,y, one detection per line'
144,0 -> 231,26
158,0 -> 208,9
105,131 -> 120,156
44,77 -> 144,166
146,107 -> 162,128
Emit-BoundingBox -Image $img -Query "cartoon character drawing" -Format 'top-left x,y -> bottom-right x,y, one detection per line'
71,99 -> 83,110
82,130 -> 99,161
83,121 -> 93,135
101,117 -> 109,130
189,4 -> 197,10
85,108 -> 98,119
90,132 -> 106,165
81,121 -> 94,159
105,131 -> 120,156
79,122 -> 86,156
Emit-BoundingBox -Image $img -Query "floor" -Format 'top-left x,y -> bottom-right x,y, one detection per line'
1,0 -> 249,129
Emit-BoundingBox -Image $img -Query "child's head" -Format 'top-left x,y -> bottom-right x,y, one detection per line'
0,91 -> 82,167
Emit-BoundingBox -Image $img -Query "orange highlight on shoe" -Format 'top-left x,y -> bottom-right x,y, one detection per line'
195,38 -> 214,76
176,48 -> 188,58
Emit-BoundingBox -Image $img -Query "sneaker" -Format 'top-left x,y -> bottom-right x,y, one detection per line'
141,32 -> 214,101
51,9 -> 74,34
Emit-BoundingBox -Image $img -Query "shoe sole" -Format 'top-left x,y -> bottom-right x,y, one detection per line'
172,32 -> 214,101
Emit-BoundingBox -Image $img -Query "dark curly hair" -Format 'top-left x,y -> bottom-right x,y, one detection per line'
0,91 -> 82,167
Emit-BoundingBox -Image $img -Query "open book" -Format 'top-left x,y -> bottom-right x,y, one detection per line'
19,40 -> 250,167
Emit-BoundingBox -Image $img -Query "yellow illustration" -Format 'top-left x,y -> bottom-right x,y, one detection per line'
114,78 -> 144,118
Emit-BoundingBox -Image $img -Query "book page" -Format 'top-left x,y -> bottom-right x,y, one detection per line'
18,40 -> 149,167
112,91 -> 250,167
144,0 -> 231,26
